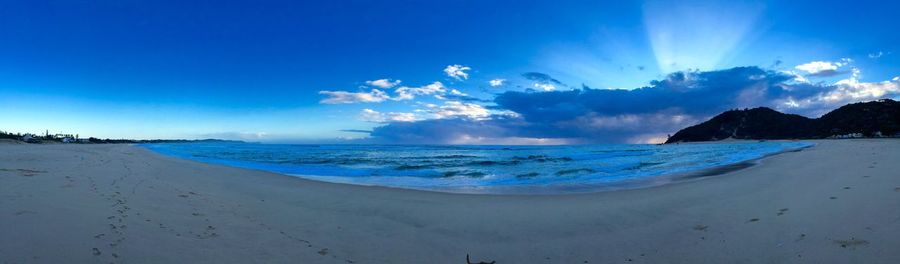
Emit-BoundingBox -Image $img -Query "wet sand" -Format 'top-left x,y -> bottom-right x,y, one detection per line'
1,139 -> 899,263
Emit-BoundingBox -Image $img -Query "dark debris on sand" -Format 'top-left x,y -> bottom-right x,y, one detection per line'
466,254 -> 496,264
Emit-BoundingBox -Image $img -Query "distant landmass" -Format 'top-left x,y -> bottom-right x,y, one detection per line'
84,138 -> 246,144
0,130 -> 243,144
666,99 -> 900,143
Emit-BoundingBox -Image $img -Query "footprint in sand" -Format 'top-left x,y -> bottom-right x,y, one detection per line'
747,218 -> 760,223
14,210 -> 36,216
834,238 -> 869,249
0,168 -> 48,177
92,248 -> 101,256
777,208 -> 789,216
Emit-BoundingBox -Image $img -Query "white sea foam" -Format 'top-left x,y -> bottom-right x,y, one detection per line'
142,141 -> 813,193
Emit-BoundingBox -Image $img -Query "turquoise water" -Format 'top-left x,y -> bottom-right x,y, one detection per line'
142,142 -> 813,194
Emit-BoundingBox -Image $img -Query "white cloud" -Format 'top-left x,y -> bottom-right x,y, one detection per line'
359,109 -> 417,123
795,61 -> 837,74
319,89 -> 390,104
868,51 -> 887,59
489,79 -> 506,87
781,70 -> 809,83
443,64 -> 471,80
365,79 -> 401,88
394,82 -> 447,101
823,73 -> 900,103
782,97 -> 801,108
794,58 -> 852,76
450,89 -> 467,96
773,68 -> 900,116
434,89 -> 468,100
425,101 -> 490,120
534,83 -> 556,91
359,109 -> 382,122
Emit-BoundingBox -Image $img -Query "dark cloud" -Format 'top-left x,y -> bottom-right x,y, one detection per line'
521,72 -> 563,85
370,118 -> 517,144
368,112 -> 696,144
366,66 -> 899,144
498,67 -> 799,121
440,94 -> 493,103
805,69 -> 848,78
339,129 -> 373,133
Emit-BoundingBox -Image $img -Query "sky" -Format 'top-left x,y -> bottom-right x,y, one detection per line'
1,0 -> 898,144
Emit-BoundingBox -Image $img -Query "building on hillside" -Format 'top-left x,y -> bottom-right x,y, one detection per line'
830,133 -> 864,139
22,134 -> 41,143
54,133 -> 75,139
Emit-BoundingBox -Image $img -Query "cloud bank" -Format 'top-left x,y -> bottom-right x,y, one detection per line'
321,82 -> 459,103
365,66 -> 900,144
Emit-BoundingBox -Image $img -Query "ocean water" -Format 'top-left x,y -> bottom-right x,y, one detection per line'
142,141 -> 813,194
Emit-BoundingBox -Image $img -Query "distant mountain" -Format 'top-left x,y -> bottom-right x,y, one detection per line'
665,99 -> 900,143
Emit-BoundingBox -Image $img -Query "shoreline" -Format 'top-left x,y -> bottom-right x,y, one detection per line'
139,141 -> 816,195
2,139 -> 900,263
670,141 -> 816,180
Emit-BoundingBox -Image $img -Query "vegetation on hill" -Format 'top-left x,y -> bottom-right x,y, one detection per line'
665,99 -> 900,143
819,99 -> 900,137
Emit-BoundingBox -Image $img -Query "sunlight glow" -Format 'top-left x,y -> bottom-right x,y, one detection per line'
643,1 -> 763,73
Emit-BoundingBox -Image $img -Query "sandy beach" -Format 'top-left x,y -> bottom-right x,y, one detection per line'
1,139 -> 899,263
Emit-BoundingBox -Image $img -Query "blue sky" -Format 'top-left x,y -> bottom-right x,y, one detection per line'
1,0 -> 898,143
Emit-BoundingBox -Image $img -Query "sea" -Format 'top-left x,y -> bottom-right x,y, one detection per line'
141,141 -> 813,194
